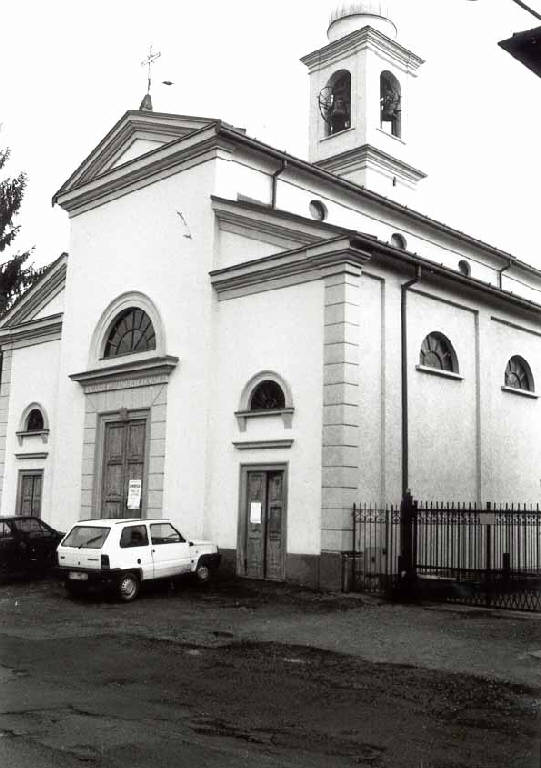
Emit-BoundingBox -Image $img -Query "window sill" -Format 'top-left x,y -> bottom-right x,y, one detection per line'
16,429 -> 49,446
377,127 -> 405,145
319,127 -> 354,143
415,366 -> 463,381
235,408 -> 294,432
501,386 -> 538,399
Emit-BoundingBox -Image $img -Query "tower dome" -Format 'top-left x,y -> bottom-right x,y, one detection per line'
327,1 -> 397,41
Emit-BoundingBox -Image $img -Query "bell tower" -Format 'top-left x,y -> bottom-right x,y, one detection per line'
301,1 -> 426,201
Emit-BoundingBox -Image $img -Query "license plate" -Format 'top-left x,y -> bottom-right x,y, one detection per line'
68,571 -> 88,581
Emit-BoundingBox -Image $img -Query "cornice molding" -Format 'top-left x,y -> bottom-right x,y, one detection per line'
233,439 -> 294,450
54,126 -> 235,214
211,236 -> 371,298
301,26 -> 424,73
213,205 -> 320,249
316,144 -> 426,183
0,257 -> 67,329
0,315 -> 63,346
70,355 -> 179,394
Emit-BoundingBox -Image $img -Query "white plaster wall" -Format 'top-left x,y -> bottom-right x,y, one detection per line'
217,230 -> 283,270
486,316 -> 541,504
51,160 -> 218,536
34,289 -> 65,320
207,280 -> 324,556
407,291 -> 478,502
2,340 -> 61,522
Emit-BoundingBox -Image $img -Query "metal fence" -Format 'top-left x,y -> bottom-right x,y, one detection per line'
347,496 -> 541,612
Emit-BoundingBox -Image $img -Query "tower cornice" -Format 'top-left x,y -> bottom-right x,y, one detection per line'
301,26 -> 424,73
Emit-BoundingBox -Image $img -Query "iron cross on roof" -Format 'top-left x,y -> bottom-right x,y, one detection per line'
141,44 -> 161,96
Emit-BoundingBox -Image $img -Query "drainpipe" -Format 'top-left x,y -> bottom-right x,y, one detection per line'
401,266 -> 422,498
497,260 -> 512,289
271,159 -> 288,209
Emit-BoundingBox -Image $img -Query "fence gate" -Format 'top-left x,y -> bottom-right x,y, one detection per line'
348,494 -> 541,612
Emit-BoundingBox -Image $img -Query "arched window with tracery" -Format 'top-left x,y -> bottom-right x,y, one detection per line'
505,356 -> 534,392
420,332 -> 459,373
103,308 -> 156,358
319,70 -> 351,137
380,71 -> 401,138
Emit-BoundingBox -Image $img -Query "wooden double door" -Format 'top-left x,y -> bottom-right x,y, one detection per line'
239,466 -> 287,581
101,417 -> 147,519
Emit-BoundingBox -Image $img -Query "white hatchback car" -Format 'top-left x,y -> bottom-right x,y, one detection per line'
56,518 -> 221,601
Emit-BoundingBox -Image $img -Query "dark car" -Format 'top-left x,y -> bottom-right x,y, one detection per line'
0,516 -> 64,579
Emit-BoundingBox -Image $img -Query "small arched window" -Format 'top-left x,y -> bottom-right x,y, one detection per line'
420,332 -> 459,373
26,409 -> 44,432
250,380 -> 286,411
380,71 -> 401,138
319,70 -> 351,137
505,356 -> 534,392
104,308 -> 156,358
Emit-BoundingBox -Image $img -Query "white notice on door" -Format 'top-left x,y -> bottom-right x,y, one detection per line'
250,501 -> 262,524
127,479 -> 142,510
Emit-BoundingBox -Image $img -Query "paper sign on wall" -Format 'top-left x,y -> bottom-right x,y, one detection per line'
250,501 -> 262,524
127,479 -> 142,510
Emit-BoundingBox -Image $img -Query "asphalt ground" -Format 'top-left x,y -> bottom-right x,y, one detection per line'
0,576 -> 540,767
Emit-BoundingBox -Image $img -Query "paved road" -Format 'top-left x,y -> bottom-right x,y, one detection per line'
0,578 -> 540,767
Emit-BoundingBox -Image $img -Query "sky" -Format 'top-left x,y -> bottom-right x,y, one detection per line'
2,0 -> 541,269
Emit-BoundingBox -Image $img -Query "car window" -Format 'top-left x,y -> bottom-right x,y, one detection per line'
12,518 -> 48,534
62,526 -> 110,549
0,521 -> 13,539
12,518 -> 55,539
150,523 -> 185,545
120,525 -> 149,548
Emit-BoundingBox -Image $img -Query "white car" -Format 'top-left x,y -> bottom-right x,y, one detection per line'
56,518 -> 221,601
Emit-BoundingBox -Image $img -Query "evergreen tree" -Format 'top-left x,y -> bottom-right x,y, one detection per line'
0,147 -> 38,314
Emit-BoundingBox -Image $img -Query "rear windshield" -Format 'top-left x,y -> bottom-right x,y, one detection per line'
61,526 -> 110,549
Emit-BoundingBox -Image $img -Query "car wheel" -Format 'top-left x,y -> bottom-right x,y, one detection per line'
117,572 -> 140,602
195,561 -> 211,585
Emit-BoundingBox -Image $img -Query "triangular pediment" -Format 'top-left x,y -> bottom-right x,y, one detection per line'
0,253 -> 68,329
54,110 -> 218,199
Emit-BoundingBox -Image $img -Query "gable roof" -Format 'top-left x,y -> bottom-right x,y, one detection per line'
53,110 -> 222,201
0,253 -> 68,329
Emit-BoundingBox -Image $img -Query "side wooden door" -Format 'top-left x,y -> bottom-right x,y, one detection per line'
102,419 -> 146,518
16,471 -> 43,517
240,467 -> 286,581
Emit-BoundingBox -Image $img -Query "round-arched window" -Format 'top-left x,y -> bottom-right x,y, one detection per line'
26,409 -> 44,432
249,380 -> 286,411
505,356 -> 534,392
420,332 -> 458,373
104,308 -> 156,358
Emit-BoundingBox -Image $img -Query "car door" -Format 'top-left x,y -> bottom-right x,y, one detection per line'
149,523 -> 192,579
118,524 -> 153,580
0,520 -> 18,576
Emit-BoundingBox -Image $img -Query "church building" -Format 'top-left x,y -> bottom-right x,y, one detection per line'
2,1 -> 541,589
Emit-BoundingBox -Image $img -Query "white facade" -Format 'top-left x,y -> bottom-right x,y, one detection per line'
0,8 -> 540,588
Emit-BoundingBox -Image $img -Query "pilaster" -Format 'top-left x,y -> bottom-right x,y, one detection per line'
0,349 -> 12,512
321,269 -> 361,554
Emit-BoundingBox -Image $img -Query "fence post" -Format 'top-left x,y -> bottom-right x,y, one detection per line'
485,502 -> 492,608
399,490 -> 417,599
